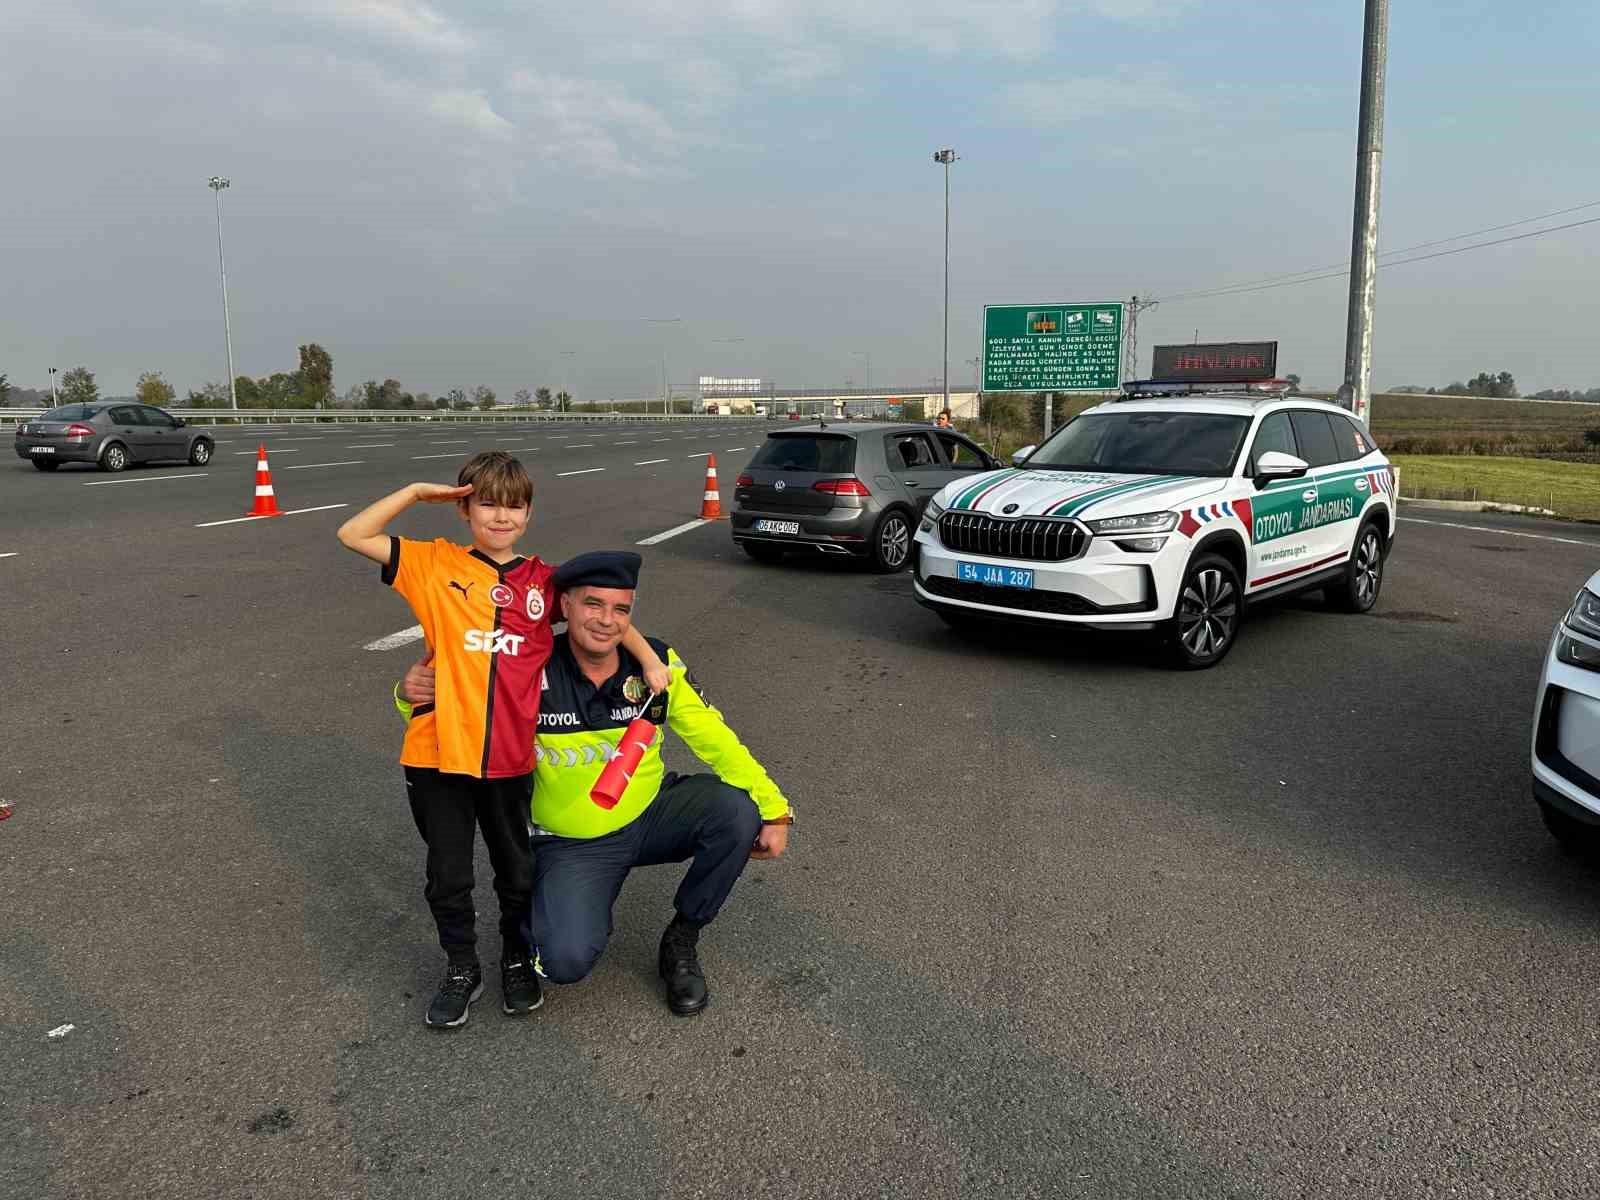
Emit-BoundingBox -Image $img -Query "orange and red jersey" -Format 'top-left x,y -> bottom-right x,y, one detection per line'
383,536 -> 558,779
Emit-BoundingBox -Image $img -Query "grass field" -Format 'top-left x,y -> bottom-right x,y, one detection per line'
1391,454 -> 1600,520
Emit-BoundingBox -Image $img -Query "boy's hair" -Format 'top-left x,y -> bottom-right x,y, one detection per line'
457,451 -> 532,508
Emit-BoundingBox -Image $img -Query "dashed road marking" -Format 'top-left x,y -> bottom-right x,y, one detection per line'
638,519 -> 709,546
365,624 -> 425,651
614,441 -> 637,445
557,468 -> 606,477
284,460 -> 364,470
686,452 -> 711,458
235,449 -> 300,454
271,436 -> 326,442
568,443 -> 595,448
0,552 -> 17,560
412,452 -> 469,460
727,446 -> 745,451
1400,517 -> 1600,548
194,502 -> 349,528
428,439 -> 469,444
345,442 -> 395,448
83,473 -> 209,486
634,459 -> 668,466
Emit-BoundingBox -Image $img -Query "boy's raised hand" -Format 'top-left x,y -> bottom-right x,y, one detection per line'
415,482 -> 473,504
644,660 -> 671,696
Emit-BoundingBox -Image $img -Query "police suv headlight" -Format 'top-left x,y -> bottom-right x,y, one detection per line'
920,498 -> 946,535
1565,588 -> 1600,640
1557,632 -> 1600,672
1113,536 -> 1168,554
1087,511 -> 1179,535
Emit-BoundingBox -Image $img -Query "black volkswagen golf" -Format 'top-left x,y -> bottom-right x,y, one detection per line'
731,421 -> 997,571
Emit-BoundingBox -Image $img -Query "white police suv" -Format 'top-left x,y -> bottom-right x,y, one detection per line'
1532,571 -> 1600,854
912,381 -> 1397,668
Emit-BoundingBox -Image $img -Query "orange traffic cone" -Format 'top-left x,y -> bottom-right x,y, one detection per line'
700,454 -> 722,520
248,445 -> 282,517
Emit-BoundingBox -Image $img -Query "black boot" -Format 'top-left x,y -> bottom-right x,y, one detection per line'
658,916 -> 709,1017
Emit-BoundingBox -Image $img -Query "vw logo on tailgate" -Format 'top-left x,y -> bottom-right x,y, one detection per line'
774,480 -> 786,491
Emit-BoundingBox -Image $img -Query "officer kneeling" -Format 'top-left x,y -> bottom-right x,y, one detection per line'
398,551 -> 792,1016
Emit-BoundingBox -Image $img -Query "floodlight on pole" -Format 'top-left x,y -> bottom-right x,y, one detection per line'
207,177 -> 238,410
932,148 -> 958,420
637,317 -> 682,414
48,366 -> 58,404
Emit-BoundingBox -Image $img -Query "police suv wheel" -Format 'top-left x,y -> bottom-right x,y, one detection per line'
1329,521 -> 1384,613
101,443 -> 128,472
1167,552 -> 1242,670
871,511 -> 912,573
189,439 -> 213,466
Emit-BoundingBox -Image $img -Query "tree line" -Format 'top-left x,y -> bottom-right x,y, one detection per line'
3,345 -> 576,412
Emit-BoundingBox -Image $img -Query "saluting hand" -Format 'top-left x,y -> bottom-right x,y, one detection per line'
413,482 -> 473,504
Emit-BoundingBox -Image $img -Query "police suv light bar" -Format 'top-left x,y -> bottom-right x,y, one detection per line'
1119,379 -> 1295,399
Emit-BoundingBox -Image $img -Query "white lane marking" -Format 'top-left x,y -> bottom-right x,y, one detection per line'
365,624 -> 425,651
345,442 -> 395,448
614,441 -> 637,445
686,452 -> 711,458
412,452 -> 469,460
0,552 -> 17,560
47,1024 -> 75,1038
557,468 -> 606,477
1400,517 -> 1600,548
568,442 -> 595,448
194,502 -> 349,528
428,439 -> 469,444
235,449 -> 300,455
634,458 -> 669,466
638,519 -> 709,546
653,438 -> 670,442
82,473 -> 209,486
284,460 -> 364,470
271,436 -> 326,442
727,446 -> 745,451
495,437 -> 524,441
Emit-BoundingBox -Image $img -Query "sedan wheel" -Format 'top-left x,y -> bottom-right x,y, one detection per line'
101,443 -> 129,472
872,512 -> 912,573
1168,553 -> 1241,670
189,439 -> 213,466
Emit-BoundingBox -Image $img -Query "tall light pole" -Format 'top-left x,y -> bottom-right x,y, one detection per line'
48,367 -> 57,404
558,349 -> 576,412
1337,0 -> 1389,423
933,149 -> 958,419
208,177 -> 238,410
637,317 -> 682,414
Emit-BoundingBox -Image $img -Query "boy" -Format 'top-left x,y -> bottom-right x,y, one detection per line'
337,451 -> 667,1028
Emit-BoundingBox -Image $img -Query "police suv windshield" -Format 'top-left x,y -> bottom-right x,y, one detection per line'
1027,411 -> 1250,478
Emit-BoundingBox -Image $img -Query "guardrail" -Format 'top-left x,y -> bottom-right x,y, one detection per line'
0,408 -> 766,427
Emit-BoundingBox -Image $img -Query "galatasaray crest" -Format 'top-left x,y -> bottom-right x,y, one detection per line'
526,587 -> 546,621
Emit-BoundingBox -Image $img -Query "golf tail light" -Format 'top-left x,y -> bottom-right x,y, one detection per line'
814,479 -> 870,496
735,474 -> 754,487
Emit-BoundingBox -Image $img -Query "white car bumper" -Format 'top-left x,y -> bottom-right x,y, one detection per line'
912,525 -> 1184,628
1532,625 -> 1600,822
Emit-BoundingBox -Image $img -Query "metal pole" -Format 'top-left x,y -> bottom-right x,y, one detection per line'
1337,0 -> 1389,423
49,367 -> 57,404
933,149 -> 957,420
209,178 -> 238,410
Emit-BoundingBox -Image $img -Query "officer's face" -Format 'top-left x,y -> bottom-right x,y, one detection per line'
562,586 -> 635,656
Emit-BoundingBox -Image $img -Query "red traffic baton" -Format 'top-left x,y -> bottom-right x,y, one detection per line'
590,692 -> 658,810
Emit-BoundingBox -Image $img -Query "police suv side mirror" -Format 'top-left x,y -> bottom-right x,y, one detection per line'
1253,450 -> 1310,487
1011,445 -> 1036,467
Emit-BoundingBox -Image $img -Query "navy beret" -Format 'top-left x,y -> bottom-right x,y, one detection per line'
554,550 -> 642,591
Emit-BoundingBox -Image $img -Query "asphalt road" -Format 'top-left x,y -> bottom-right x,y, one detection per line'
5,422 -> 1600,1199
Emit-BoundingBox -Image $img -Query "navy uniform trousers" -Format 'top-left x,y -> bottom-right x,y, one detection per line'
530,773 -> 762,984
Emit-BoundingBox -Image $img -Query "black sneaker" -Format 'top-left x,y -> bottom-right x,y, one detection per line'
658,919 -> 709,1017
424,962 -> 483,1029
501,955 -> 543,1016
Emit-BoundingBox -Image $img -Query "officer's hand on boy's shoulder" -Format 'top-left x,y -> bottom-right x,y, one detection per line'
402,656 -> 437,705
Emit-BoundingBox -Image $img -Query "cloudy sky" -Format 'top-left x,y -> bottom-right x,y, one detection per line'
3,0 -> 1598,400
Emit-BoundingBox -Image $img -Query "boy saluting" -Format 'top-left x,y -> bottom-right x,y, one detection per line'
338,451 -> 668,1028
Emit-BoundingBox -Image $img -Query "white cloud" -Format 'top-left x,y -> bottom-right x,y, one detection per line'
281,0 -> 474,55
505,70 -> 687,176
999,73 -> 1198,127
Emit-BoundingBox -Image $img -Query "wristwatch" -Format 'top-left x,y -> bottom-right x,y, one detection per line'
762,810 -> 795,826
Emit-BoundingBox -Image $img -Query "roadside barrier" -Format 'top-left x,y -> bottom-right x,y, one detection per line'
248,446 -> 282,517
